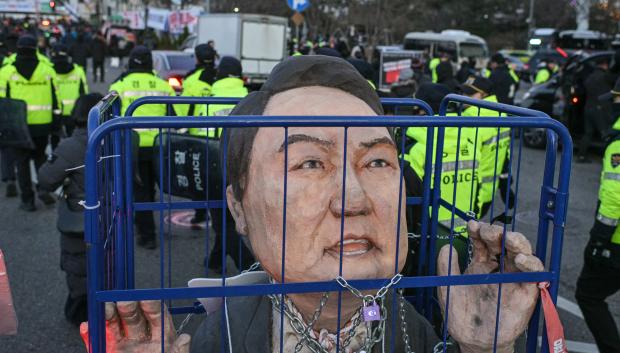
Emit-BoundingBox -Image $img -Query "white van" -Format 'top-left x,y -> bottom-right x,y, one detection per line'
181,13 -> 288,84
403,29 -> 489,67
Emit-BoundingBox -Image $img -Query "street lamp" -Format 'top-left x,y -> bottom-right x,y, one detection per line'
233,7 -> 239,13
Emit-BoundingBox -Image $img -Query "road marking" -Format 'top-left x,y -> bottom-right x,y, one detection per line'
557,295 -> 584,319
538,337 -> 598,353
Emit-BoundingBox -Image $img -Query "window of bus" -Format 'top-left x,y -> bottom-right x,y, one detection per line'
460,42 -> 487,60
403,39 -> 457,61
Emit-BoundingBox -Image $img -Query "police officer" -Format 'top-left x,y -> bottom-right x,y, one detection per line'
204,56 -> 253,273
177,43 -> 217,225
435,54 -> 458,92
488,53 -> 518,105
428,53 -> 441,83
534,59 -> 558,84
206,56 -> 248,118
177,43 -> 216,119
404,83 -> 480,237
460,76 -> 514,218
38,93 -> 103,326
110,46 -> 175,249
576,58 -> 614,163
575,81 -> 620,353
0,34 -> 59,211
50,43 -> 88,149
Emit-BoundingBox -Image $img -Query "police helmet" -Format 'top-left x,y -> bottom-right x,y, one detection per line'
16,34 -> 37,49
52,44 -> 69,58
195,44 -> 216,65
216,56 -> 242,80
490,53 -> 506,64
128,45 -> 153,70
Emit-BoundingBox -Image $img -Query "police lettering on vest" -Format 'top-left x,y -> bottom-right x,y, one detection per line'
404,124 -> 480,234
0,63 -> 57,125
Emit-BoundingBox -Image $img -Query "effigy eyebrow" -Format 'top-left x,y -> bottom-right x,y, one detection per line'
278,134 -> 334,152
359,136 -> 396,149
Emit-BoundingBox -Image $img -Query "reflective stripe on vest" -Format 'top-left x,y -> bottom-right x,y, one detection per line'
482,130 -> 511,146
597,213 -> 619,227
189,127 -> 219,138
481,176 -> 496,184
212,108 -> 233,116
27,104 -> 52,111
62,99 -> 76,106
440,218 -> 469,231
434,160 -> 479,173
603,172 -> 620,181
121,90 -> 167,98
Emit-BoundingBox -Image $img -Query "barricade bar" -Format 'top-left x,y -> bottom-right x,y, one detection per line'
95,272 -> 554,302
87,115 -> 571,142
124,96 -> 435,119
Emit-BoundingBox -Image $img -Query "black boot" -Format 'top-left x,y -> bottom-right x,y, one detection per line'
38,192 -> 56,205
64,294 -> 88,326
191,209 -> 207,224
137,233 -> 157,250
19,200 -> 36,212
5,182 -> 17,198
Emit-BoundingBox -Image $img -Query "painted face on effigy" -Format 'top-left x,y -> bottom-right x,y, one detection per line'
227,86 -> 408,285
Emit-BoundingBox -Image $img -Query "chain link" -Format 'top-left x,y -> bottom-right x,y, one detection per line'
241,261 -> 261,274
176,312 -> 194,335
294,292 -> 330,353
433,340 -> 454,353
270,292 -> 331,353
398,289 -> 413,353
335,273 -> 403,302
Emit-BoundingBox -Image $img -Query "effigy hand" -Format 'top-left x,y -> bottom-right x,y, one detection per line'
437,221 -> 544,353
80,300 -> 191,353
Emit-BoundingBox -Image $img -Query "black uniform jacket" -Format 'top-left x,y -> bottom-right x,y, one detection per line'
489,65 -> 516,105
38,127 -> 87,233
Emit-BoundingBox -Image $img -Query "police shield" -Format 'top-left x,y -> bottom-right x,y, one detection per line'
153,133 -> 221,200
0,98 -> 33,149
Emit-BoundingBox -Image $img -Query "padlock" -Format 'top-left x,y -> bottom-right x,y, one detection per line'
362,300 -> 381,322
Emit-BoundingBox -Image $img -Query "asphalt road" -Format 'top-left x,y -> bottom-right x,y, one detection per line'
0,61 -> 617,353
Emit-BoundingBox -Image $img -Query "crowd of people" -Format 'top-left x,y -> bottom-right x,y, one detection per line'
0,21 -> 618,353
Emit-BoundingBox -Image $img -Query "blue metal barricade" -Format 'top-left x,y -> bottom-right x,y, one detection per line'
84,92 -> 571,353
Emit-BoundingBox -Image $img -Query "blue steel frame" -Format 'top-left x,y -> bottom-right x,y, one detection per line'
84,93 -> 571,353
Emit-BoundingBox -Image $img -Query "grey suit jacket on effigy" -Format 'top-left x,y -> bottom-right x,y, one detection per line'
189,290 -> 457,353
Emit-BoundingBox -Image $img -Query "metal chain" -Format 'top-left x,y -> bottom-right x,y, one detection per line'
176,312 -> 195,335
340,307 -> 364,350
398,289 -> 413,353
465,211 -> 477,267
241,261 -> 261,274
336,274 -> 405,352
267,273 -> 405,353
433,340 -> 454,353
294,292 -> 331,353
466,237 -> 474,267
335,273 -> 403,302
269,293 -> 331,353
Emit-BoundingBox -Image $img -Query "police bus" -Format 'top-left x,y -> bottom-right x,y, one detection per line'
403,29 -> 489,68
